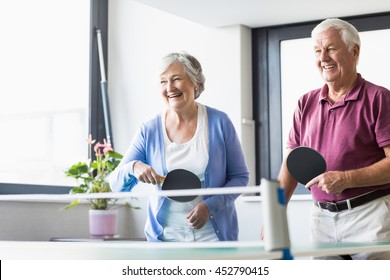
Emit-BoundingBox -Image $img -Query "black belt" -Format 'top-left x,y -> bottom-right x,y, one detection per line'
315,188 -> 390,212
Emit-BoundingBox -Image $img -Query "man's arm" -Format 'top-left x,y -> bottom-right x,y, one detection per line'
306,145 -> 390,194
278,149 -> 299,203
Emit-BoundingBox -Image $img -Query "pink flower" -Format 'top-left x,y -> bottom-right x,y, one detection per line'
103,139 -> 113,153
94,142 -> 104,157
103,146 -> 113,153
94,139 -> 113,155
86,134 -> 96,145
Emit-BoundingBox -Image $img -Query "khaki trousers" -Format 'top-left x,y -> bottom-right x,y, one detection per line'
310,194 -> 390,260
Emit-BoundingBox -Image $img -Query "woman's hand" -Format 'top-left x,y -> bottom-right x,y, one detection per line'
133,161 -> 164,185
187,202 -> 210,229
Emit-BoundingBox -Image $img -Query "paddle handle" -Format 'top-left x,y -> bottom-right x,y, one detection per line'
158,176 -> 165,185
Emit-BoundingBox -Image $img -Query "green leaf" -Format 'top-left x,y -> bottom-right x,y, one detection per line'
124,202 -> 141,210
90,198 -> 109,210
60,199 -> 81,210
62,142 -> 129,211
65,162 -> 89,178
89,161 -> 96,169
107,151 -> 123,159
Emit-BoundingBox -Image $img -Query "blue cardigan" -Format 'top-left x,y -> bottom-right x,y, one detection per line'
109,105 -> 249,241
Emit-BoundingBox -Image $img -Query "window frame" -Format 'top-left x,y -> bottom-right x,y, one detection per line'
252,12 -> 390,185
0,0 -> 109,194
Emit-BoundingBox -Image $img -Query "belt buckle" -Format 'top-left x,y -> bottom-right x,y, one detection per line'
326,202 -> 339,212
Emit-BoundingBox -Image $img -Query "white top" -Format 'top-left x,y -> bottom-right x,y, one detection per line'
159,103 -> 217,241
162,102 -> 209,181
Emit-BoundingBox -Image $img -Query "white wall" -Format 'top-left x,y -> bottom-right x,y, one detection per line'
236,196 -> 312,244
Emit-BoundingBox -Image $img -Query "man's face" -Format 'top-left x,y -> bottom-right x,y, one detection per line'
313,28 -> 359,86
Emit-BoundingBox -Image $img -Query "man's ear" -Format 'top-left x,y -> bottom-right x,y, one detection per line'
352,44 -> 360,61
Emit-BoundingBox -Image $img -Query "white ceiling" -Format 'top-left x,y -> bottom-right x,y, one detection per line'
135,0 -> 390,28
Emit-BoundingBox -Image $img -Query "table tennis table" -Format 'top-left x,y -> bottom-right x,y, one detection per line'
1,240 -> 390,260
1,182 -> 390,260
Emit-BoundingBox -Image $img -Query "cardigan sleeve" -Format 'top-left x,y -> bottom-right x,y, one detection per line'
202,107 -> 249,214
109,125 -> 147,192
109,114 -> 165,193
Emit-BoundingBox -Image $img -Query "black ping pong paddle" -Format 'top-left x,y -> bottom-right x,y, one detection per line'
161,169 -> 201,202
286,146 -> 326,185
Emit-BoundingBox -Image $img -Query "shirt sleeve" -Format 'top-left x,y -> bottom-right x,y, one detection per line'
286,98 -> 303,149
375,89 -> 390,148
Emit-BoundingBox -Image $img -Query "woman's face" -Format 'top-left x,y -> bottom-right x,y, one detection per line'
160,62 -> 197,111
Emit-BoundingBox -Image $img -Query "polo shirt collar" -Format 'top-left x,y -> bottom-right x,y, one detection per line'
318,73 -> 364,103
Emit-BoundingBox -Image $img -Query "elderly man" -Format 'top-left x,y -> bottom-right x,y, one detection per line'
278,18 -> 390,260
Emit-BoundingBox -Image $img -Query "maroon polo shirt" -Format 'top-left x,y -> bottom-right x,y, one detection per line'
287,74 -> 390,202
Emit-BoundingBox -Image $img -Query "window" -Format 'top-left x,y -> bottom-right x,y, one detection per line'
0,0 -> 108,193
252,13 -> 390,193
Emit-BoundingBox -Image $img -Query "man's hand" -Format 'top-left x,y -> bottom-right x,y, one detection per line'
306,171 -> 349,195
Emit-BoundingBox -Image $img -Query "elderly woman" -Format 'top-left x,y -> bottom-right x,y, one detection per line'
110,52 -> 249,242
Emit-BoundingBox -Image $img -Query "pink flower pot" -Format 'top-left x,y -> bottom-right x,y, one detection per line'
89,209 -> 118,238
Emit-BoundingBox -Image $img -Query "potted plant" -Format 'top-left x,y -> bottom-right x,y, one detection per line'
64,135 -> 125,238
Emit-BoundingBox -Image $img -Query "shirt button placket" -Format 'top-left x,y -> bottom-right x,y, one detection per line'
328,108 -> 335,124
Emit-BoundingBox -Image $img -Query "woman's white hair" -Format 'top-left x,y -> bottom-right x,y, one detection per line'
311,18 -> 361,53
159,52 -> 205,99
